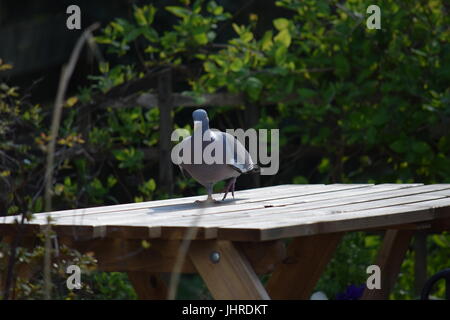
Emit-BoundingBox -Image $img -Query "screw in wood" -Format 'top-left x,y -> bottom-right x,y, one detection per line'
209,251 -> 221,263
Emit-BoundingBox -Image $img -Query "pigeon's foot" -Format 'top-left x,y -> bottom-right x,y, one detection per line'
195,198 -> 221,205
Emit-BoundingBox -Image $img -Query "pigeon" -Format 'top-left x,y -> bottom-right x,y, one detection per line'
176,109 -> 259,204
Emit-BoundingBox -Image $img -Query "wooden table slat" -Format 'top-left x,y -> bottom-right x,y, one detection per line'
108,184 -> 450,229
1,184 -> 449,241
6,184 -> 376,225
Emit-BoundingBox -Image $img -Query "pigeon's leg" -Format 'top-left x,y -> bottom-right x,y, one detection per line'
206,183 -> 215,202
222,178 -> 237,201
195,183 -> 220,204
230,178 -> 236,198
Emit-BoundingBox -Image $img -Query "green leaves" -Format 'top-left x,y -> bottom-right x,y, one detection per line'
166,6 -> 191,19
134,5 -> 156,26
139,178 -> 157,200
274,45 -> 287,65
4,0 -> 450,301
230,59 -> 243,72
113,148 -> 144,170
273,18 -> 292,48
298,88 -> 316,99
412,141 -> 431,154
390,139 -> 431,155
274,29 -> 291,48
244,77 -> 263,101
261,31 -> 273,51
390,139 -> 408,153
334,55 -> 350,78
318,157 -> 330,173
193,32 -> 209,45
96,11 -> 159,56
232,23 -> 254,43
206,1 -> 224,15
273,18 -> 289,31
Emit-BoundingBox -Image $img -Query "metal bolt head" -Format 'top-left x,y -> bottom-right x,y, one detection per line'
209,251 -> 221,263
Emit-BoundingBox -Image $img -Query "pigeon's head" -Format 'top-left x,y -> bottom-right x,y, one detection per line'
192,109 -> 209,131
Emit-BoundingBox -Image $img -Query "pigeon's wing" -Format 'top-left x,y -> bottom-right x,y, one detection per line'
221,132 -> 259,174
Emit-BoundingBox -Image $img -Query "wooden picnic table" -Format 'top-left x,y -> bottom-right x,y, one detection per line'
1,183 -> 450,299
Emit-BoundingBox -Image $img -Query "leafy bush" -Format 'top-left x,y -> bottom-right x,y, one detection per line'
1,0 -> 450,299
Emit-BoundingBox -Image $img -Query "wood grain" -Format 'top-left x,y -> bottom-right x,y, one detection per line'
2,184 -> 450,242
127,272 -> 168,300
361,230 -> 414,300
189,240 -> 270,300
266,233 -> 343,299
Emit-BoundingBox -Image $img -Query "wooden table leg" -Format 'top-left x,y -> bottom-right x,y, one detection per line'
266,233 -> 343,299
361,229 -> 414,300
413,231 -> 427,296
127,271 -> 168,300
189,240 -> 270,300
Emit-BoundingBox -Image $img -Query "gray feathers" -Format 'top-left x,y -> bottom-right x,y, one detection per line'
176,109 -> 259,202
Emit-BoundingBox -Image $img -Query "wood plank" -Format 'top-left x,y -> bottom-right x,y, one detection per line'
2,184 -> 448,242
5,185 -> 374,237
127,272 -> 168,300
16,184 -> 365,224
66,238 -> 283,275
72,239 -> 197,273
237,240 -> 287,275
90,184 -> 396,238
266,233 -> 343,299
208,186 -> 450,227
188,240 -> 270,300
0,184 -> 315,228
430,217 -> 450,232
1,183 -> 424,226
34,190 -> 450,240
361,230 -> 414,299
68,184 -> 396,224
29,184 -> 377,228
218,205 -> 433,241
16,184 -> 312,221
137,184 -> 447,228
33,185 -> 446,241
404,197 -> 450,219
413,231 -> 427,296
149,187 -> 450,239
69,184 -> 413,228
368,222 -> 431,231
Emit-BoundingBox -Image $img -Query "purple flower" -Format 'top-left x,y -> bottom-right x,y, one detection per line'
336,284 -> 365,300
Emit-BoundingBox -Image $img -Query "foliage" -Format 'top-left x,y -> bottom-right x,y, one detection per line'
315,232 -> 380,299
393,232 -> 450,299
0,235 -> 97,300
1,0 -> 450,299
83,272 -> 137,300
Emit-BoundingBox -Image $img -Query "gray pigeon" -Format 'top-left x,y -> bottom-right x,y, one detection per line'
176,109 -> 259,204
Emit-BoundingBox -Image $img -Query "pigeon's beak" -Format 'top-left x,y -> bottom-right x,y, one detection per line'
194,121 -> 202,131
